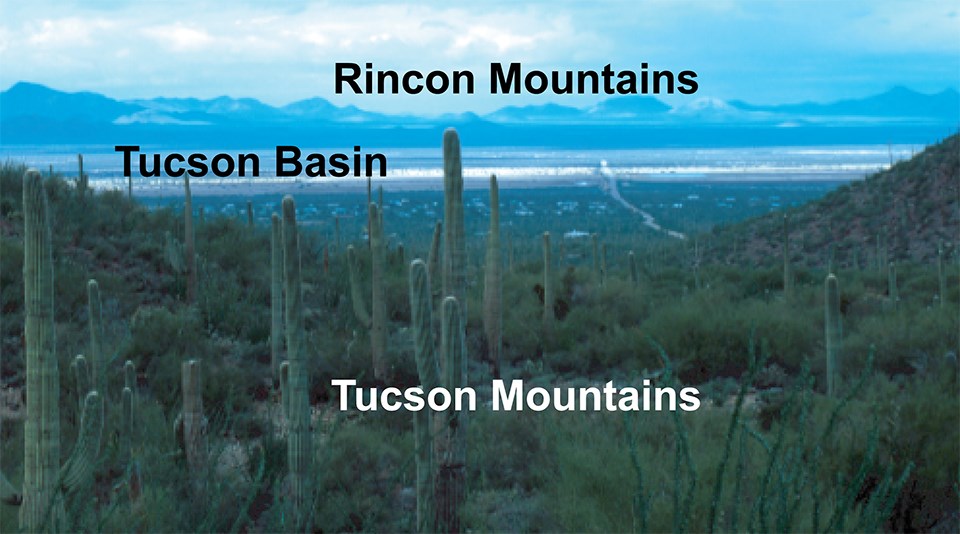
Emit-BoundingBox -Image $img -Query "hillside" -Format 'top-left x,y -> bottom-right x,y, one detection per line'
706,133 -> 959,268
0,137 -> 958,532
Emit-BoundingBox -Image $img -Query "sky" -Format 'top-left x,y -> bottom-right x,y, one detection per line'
1,0 -> 958,115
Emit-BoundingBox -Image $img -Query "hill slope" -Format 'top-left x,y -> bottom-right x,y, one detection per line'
707,133 -> 959,267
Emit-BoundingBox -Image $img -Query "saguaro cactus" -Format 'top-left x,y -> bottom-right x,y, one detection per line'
436,296 -> 467,533
825,274 -> 842,397
428,220 -> 442,295
345,203 -> 388,380
77,153 -> 87,201
282,195 -> 312,525
369,203 -> 388,380
21,170 -> 105,531
271,213 -> 283,383
543,232 -> 555,337
409,260 -> 440,532
629,251 -> 639,287
184,175 -> 197,304
21,169 -> 62,530
442,129 -> 466,320
246,200 -> 254,227
483,174 -> 502,378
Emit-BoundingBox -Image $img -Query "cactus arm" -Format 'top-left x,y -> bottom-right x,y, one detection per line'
70,355 -> 90,409
58,391 -> 104,494
124,360 -> 136,391
428,221 -> 442,295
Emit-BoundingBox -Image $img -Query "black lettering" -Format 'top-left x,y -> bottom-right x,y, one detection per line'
335,62 -> 362,94
115,145 -> 139,177
403,71 -> 424,94
426,71 -> 449,94
678,71 -> 698,94
329,153 -> 350,178
525,70 -> 547,94
139,153 -> 160,177
164,153 -> 185,177
237,153 -> 259,177
211,154 -> 235,178
276,146 -> 302,177
491,62 -> 521,94
451,70 -> 474,94
305,154 -> 325,177
187,153 -> 208,178
365,153 -> 387,177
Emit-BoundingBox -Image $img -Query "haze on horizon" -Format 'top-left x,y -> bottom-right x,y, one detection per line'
1,0 -> 958,115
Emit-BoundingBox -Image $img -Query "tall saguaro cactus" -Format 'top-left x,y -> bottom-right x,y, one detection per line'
184,175 -> 197,304
442,129 -> 466,320
483,174 -> 502,378
282,195 -> 312,526
825,274 -> 842,397
437,296 -> 467,533
21,170 -> 105,531
369,203 -> 388,380
21,169 -> 61,530
345,204 -> 388,380
543,232 -> 555,337
409,260 -> 440,532
77,153 -> 87,202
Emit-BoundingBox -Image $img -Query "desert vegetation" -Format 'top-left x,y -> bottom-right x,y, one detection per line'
0,133 -> 958,532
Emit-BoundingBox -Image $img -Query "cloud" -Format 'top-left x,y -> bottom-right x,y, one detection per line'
142,24 -> 214,52
0,0 -> 956,113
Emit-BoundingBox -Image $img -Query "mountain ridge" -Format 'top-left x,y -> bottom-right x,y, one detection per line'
705,133 -> 959,267
2,82 -> 958,147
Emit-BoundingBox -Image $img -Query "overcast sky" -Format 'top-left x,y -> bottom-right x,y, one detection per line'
2,0 -> 958,114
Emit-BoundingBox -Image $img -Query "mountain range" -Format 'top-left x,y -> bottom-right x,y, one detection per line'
1,82 -> 957,147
